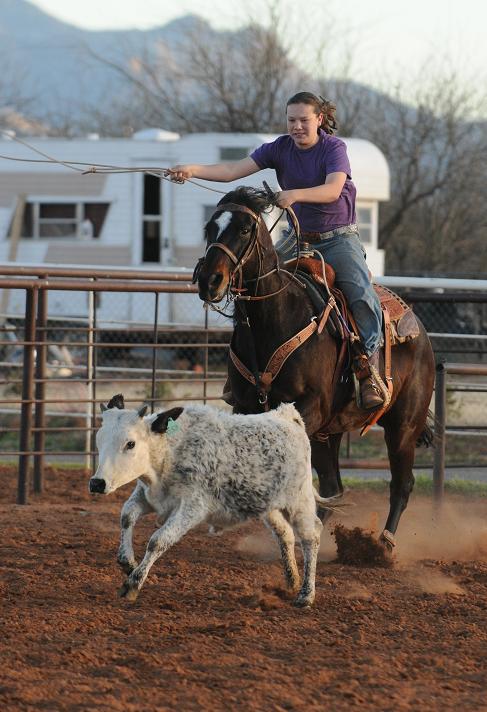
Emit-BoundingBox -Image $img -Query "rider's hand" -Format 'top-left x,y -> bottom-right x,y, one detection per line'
275,190 -> 298,209
164,165 -> 194,183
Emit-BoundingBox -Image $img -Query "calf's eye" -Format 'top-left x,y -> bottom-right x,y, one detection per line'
126,441 -> 135,450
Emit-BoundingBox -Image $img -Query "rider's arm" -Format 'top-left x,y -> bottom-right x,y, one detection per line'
276,172 -> 347,208
166,157 -> 260,183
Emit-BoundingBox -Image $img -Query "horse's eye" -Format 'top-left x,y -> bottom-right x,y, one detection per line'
126,441 -> 135,450
241,227 -> 251,236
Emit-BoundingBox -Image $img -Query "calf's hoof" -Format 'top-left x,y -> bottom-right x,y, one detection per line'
118,581 -> 139,602
293,592 -> 315,608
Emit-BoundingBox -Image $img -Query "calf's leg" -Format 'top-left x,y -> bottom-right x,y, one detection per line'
264,510 -> 300,592
119,502 -> 205,602
291,509 -> 322,607
118,482 -> 153,574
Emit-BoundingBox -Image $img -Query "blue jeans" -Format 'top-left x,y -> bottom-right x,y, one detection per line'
276,226 -> 382,356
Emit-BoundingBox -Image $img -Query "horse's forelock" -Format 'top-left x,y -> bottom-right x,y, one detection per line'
216,187 -> 273,216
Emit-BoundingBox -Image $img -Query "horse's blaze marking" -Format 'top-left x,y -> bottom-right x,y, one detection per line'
215,211 -> 232,239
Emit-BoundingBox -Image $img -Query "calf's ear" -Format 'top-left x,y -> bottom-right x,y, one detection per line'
151,407 -> 184,434
106,393 -> 125,410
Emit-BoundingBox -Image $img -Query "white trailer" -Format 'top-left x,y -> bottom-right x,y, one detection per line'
0,130 -> 389,326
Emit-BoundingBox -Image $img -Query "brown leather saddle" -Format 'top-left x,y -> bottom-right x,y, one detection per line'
285,256 -> 420,345
284,256 -> 420,436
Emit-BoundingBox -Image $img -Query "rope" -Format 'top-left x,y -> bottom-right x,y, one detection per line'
0,129 -> 227,195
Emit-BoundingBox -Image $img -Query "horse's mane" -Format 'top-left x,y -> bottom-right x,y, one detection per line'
217,186 -> 275,215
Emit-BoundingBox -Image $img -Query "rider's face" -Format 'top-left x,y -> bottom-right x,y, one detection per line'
286,103 -> 322,149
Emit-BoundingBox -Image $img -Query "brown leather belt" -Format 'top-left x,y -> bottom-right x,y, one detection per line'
301,223 -> 358,242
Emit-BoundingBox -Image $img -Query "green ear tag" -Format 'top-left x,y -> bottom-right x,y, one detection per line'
166,417 -> 180,435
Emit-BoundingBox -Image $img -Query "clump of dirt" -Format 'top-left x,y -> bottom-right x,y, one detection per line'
240,584 -> 292,611
333,524 -> 394,568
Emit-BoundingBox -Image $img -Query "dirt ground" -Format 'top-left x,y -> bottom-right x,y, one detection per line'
1,466 -> 486,712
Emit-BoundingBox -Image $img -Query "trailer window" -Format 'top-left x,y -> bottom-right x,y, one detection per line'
357,206 -> 373,244
9,201 -> 110,239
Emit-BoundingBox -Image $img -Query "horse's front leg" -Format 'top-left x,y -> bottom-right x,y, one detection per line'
119,502 -> 205,602
294,392 -> 343,522
118,481 -> 154,575
294,391 -> 325,435
311,434 -> 344,523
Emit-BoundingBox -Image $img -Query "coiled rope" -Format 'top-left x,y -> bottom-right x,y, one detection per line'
0,129 -> 227,195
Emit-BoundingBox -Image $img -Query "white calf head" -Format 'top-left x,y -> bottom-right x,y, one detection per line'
89,393 -> 183,495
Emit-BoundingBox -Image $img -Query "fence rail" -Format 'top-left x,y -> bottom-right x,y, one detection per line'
1,263 -> 486,504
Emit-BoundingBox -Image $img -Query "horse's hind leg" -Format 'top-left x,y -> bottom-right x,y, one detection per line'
381,425 -> 417,549
311,434 -> 343,523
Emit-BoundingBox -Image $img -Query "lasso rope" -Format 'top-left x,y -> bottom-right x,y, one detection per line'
0,129 -> 227,194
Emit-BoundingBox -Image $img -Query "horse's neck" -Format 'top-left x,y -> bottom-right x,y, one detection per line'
236,278 -> 312,341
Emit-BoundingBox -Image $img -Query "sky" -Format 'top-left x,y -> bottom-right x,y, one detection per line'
29,0 -> 487,99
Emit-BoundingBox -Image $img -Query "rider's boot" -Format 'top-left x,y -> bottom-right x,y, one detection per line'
354,349 -> 386,410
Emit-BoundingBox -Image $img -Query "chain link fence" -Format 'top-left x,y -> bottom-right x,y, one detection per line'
1,266 -> 487,502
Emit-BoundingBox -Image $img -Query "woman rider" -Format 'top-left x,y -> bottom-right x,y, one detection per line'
166,92 -> 385,410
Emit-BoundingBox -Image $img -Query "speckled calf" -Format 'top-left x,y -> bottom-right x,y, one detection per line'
89,394 -> 338,606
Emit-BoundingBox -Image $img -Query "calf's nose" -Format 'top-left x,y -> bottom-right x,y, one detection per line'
89,478 -> 106,494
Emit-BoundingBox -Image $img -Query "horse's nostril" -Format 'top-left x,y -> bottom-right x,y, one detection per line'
208,273 -> 223,290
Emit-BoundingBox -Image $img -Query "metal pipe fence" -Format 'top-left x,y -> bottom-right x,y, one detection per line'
432,362 -> 487,504
1,264 -> 486,504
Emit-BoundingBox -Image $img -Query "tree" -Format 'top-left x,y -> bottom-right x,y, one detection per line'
0,53 -> 39,133
81,6 -> 311,135
356,67 -> 487,274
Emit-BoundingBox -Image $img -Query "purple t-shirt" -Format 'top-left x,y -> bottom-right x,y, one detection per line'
250,129 -> 356,232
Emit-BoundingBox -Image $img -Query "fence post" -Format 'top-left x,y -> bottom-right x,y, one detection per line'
151,291 -> 159,413
90,282 -> 98,475
17,287 -> 38,504
203,306 -> 209,405
433,362 -> 447,505
33,285 -> 47,492
85,287 -> 94,472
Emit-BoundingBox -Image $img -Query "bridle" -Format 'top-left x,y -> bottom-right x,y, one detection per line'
193,201 -> 301,305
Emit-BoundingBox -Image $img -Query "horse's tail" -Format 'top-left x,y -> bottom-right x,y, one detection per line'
416,409 -> 436,448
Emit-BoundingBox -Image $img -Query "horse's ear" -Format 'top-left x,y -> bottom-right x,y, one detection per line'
100,403 -> 107,413
137,405 -> 148,418
151,407 -> 184,434
106,393 -> 125,410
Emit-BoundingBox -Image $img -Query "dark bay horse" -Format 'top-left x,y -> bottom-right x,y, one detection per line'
196,187 -> 435,549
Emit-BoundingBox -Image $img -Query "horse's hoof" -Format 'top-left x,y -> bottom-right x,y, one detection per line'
380,529 -> 396,552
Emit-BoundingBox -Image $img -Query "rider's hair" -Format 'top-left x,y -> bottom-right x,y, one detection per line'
286,92 -> 338,135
